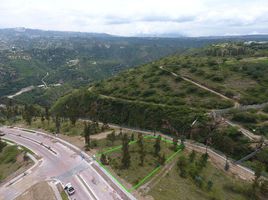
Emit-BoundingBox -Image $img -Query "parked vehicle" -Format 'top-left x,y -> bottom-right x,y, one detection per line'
64,183 -> 75,195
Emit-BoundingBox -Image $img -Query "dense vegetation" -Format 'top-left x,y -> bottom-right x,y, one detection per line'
0,27 -> 239,98
224,108 -> 268,138
92,63 -> 233,109
164,43 -> 268,105
50,42 -> 268,176
51,89 -> 203,132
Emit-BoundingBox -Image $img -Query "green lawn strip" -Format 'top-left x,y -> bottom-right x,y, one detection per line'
2,138 -> 35,155
0,145 -> 24,181
96,135 -> 183,192
60,190 -> 69,200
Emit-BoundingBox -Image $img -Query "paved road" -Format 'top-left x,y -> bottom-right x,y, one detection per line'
0,127 -> 135,200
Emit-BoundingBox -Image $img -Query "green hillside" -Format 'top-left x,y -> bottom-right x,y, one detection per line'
0,28 -> 233,98
164,42 -> 268,105
52,42 -> 268,131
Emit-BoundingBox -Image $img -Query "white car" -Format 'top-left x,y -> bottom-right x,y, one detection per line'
64,183 -> 75,195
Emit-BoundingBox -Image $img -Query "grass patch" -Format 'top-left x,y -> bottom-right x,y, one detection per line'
149,151 -> 250,200
0,145 -> 25,181
60,190 -> 69,200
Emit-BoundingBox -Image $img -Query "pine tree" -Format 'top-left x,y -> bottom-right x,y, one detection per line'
138,133 -> 145,166
173,136 -> 178,151
45,106 -> 50,124
41,114 -> 45,124
121,134 -> 131,168
55,115 -> 61,134
189,150 -> 196,163
22,104 -> 34,125
131,133 -> 135,141
84,122 -> 91,149
154,135 -> 161,156
107,131 -> 116,145
100,154 -> 108,165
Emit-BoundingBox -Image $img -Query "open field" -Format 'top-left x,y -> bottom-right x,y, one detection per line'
149,151 -> 251,200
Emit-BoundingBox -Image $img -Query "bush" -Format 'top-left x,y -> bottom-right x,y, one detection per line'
207,180 -> 213,191
232,112 -> 257,123
263,105 -> 268,113
189,150 -> 196,162
210,75 -> 224,82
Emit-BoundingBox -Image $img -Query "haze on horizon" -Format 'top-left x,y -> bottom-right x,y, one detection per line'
0,0 -> 268,37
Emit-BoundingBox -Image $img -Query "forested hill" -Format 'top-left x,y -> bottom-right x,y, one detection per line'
1,28 -> 268,98
52,42 -> 268,131
0,28 -> 220,97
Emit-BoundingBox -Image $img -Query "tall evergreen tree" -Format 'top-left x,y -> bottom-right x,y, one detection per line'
121,134 -> 131,168
154,135 -> 161,156
45,106 -> 50,124
107,131 -> 116,145
55,115 -> 61,134
138,133 -> 145,166
22,104 -> 34,125
84,122 -> 91,148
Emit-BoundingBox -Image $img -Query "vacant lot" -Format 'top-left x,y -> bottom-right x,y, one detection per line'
95,134 -> 181,191
15,181 -> 56,200
149,151 -> 250,200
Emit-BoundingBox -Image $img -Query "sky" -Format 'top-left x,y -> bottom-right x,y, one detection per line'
0,0 -> 268,37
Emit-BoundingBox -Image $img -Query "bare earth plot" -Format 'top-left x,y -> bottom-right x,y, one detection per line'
15,181 -> 56,200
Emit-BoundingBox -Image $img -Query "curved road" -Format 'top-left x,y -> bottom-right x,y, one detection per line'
0,126 -> 135,200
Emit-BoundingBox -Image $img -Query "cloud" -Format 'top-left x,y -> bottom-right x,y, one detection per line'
104,15 -> 196,25
0,0 -> 267,36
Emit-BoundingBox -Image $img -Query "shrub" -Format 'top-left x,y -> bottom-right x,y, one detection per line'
210,75 -> 224,82
232,112 -> 257,123
263,105 -> 268,113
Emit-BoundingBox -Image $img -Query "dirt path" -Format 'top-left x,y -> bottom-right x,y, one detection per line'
159,66 -> 239,106
185,142 -> 255,181
224,119 -> 262,141
91,130 -> 113,140
103,123 -> 256,181
139,158 -> 178,194
159,66 -> 268,142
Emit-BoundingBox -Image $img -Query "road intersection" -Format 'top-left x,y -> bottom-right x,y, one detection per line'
0,126 -> 135,200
